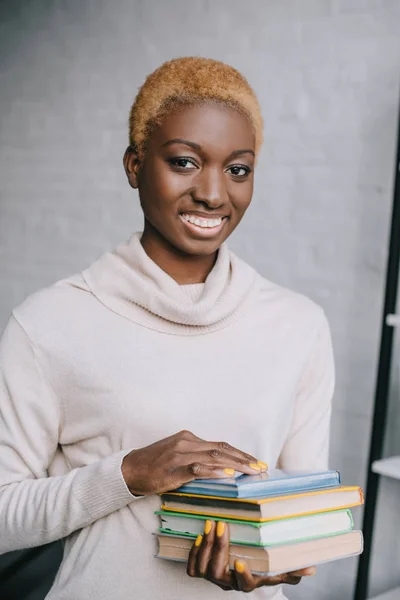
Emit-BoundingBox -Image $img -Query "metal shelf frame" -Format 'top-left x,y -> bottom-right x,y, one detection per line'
353,108 -> 400,599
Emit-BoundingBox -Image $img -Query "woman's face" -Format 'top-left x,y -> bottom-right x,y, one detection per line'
126,101 -> 256,257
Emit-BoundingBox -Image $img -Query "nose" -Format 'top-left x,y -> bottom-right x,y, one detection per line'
192,166 -> 229,209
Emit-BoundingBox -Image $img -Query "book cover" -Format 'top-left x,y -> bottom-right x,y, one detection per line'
156,508 -> 354,547
161,486 -> 363,522
174,469 -> 341,498
156,530 -> 364,576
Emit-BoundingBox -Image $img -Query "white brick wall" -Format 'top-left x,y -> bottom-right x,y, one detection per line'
1,1 -> 400,597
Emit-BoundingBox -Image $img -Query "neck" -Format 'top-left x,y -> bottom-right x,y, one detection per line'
140,222 -> 217,284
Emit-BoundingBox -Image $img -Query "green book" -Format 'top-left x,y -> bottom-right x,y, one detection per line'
155,508 -> 354,547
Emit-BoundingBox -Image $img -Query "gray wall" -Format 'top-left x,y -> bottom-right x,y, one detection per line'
1,1 -> 400,598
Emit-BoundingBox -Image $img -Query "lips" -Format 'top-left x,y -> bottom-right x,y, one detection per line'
179,213 -> 227,237
181,213 -> 223,229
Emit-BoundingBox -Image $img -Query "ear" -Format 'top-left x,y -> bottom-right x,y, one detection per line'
123,146 -> 141,189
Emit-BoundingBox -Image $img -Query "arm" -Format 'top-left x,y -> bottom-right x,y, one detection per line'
0,316 -> 264,554
0,315 -> 134,554
278,310 -> 335,471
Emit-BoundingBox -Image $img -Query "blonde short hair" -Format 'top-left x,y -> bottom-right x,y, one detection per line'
129,57 -> 263,160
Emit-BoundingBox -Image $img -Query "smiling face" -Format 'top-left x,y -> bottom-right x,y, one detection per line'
124,101 -> 256,279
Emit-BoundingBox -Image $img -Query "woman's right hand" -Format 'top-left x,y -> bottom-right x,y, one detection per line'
121,430 -> 267,496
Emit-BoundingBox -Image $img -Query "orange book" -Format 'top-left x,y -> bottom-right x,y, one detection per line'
161,486 -> 364,522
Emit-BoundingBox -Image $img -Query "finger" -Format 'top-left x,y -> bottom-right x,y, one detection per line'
171,462 -> 259,490
279,573 -> 303,586
187,534 -> 203,577
277,565 -> 316,586
254,571 -> 303,588
196,520 -> 216,577
234,559 -> 258,593
172,432 -> 268,472
170,463 -> 233,489
235,563 -> 295,590
182,433 -> 264,467
202,441 -> 266,469
160,464 -> 225,493
176,450 -> 266,476
207,522 -> 237,589
287,566 -> 316,577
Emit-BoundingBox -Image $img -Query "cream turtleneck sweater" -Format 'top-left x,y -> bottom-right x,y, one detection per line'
0,233 -> 334,600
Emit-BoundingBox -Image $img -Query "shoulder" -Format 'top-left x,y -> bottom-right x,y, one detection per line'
255,271 -> 327,333
252,273 -> 334,377
11,273 -> 93,346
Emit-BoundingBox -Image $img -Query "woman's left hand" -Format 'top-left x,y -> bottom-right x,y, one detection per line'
187,520 -> 316,592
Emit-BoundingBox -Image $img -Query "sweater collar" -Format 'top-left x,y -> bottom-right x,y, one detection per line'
82,232 -> 258,335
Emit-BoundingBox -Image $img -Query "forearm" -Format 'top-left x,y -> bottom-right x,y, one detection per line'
0,450 -> 133,554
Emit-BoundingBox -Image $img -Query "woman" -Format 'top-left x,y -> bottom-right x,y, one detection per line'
0,57 -> 334,599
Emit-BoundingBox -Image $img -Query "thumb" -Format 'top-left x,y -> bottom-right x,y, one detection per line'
171,463 -> 233,488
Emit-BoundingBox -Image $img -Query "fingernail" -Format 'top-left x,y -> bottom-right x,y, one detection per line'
204,520 -> 212,535
224,468 -> 235,476
235,560 -> 245,573
216,522 -> 225,537
195,534 -> 203,547
257,461 -> 268,470
249,462 -> 261,471
305,567 -> 316,576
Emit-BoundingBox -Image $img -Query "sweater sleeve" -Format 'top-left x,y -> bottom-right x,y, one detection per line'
0,315 -> 135,555
278,311 -> 335,471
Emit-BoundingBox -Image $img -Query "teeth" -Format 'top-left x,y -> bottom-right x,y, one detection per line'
182,214 -> 223,228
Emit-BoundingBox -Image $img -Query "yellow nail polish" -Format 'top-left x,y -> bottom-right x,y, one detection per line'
224,468 -> 235,476
235,560 -> 245,573
195,534 -> 203,547
249,462 -> 261,471
216,522 -> 225,537
204,520 -> 212,535
257,461 -> 268,470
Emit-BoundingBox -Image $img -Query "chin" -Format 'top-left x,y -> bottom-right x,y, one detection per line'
170,220 -> 234,257
174,236 -> 223,256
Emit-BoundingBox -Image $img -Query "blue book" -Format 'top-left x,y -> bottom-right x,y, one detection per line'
173,469 -> 341,499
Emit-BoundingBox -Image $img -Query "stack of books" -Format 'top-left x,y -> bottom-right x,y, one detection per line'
155,469 -> 364,576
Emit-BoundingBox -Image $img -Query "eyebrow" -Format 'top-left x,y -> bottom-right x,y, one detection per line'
228,148 -> 255,159
162,138 -> 255,159
162,138 -> 202,151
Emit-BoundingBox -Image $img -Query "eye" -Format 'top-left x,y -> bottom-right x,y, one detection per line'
169,157 -> 198,170
226,164 -> 251,178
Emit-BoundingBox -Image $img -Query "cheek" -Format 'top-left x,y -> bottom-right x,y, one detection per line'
148,167 -> 191,201
229,182 -> 254,215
